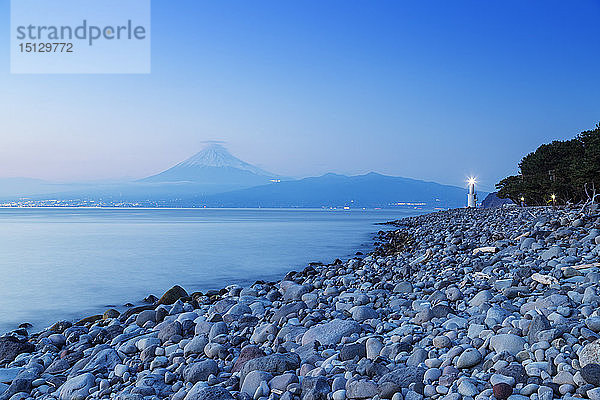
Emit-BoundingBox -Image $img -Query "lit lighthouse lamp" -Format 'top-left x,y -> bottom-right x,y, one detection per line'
467,177 -> 476,208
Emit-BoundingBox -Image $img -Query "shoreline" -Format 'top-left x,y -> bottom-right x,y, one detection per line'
1,206 -> 600,400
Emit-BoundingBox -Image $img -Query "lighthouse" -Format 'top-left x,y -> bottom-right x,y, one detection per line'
467,177 -> 476,208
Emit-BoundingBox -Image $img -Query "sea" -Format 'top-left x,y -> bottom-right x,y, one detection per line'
0,207 -> 427,333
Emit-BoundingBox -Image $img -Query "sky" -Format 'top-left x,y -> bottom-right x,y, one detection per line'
1,0 -> 599,192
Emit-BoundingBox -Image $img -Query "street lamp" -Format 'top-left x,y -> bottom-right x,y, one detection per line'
551,193 -> 556,207
520,196 -> 525,207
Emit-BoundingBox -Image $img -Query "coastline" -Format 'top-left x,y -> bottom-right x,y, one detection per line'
1,206 -> 600,400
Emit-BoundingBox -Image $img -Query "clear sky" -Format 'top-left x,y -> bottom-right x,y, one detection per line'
1,0 -> 599,192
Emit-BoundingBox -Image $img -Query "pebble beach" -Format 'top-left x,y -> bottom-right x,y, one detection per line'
2,206 -> 600,400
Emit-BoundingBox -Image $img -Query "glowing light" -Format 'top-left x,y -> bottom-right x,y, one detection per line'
551,194 -> 556,201
468,177 -> 476,186
520,196 -> 525,202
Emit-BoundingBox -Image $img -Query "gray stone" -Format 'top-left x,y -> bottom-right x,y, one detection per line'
351,306 -> 378,322
158,321 -> 182,343
346,379 -> 377,399
136,310 -> 156,327
587,317 -> 600,333
456,348 -> 482,369
183,383 -> 234,400
280,281 -> 310,301
184,335 -> 209,356
302,319 -> 361,346
458,380 -> 478,397
269,373 -> 298,392
528,313 -> 551,344
184,360 -> 219,383
378,366 -> 425,389
394,282 -> 413,294
490,334 -> 526,356
580,340 -> 600,367
239,353 -> 300,386
59,373 -> 95,400
0,338 -> 34,363
0,369 -> 23,384
469,290 -> 493,307
240,370 -> 272,396
582,363 -> 600,386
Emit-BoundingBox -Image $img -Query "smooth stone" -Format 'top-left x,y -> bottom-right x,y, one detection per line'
241,370 -> 272,396
301,319 -> 361,346
183,383 -> 234,400
582,363 -> 600,386
456,348 -> 482,369
183,360 -> 219,384
346,379 -> 377,399
490,334 -> 526,356
0,369 -> 24,384
458,380 -> 478,396
58,373 -> 95,400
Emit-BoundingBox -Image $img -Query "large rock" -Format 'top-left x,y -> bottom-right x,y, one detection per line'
528,313 -> 551,344
302,376 -> 330,400
240,370 -> 273,396
582,363 -> 600,386
271,302 -> 306,323
183,383 -> 234,400
158,321 -> 183,343
158,285 -> 189,305
456,348 -> 483,369
0,365 -> 43,400
302,319 -> 361,346
59,373 -> 95,400
184,360 -> 219,384
490,334 -> 526,356
70,347 -> 121,377
0,338 -> 34,363
232,345 -> 266,373
280,281 -> 310,301
347,379 -> 378,399
0,368 -> 23,384
239,353 -> 300,386
580,340 -> 600,367
351,306 -> 378,322
184,335 -> 209,356
378,366 -> 425,392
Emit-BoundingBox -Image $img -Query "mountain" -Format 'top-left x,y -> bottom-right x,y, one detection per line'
140,144 -> 281,187
180,172 -> 479,209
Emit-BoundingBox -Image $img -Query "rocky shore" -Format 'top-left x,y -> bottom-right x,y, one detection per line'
2,206 -> 600,400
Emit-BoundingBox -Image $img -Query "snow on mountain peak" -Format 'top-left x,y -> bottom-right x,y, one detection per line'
177,144 -> 272,176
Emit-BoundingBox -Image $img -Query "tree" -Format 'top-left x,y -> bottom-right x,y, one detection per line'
496,123 -> 600,205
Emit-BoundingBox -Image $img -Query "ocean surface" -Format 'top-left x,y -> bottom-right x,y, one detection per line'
0,207 -> 426,333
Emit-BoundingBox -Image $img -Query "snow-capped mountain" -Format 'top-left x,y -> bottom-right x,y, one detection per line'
174,144 -> 272,175
140,144 -> 280,186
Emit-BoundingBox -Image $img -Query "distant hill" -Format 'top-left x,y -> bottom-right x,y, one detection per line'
482,192 -> 515,208
141,144 -> 282,187
184,172 -> 477,209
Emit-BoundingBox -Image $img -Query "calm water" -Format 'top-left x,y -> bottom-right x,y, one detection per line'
0,208 -> 425,333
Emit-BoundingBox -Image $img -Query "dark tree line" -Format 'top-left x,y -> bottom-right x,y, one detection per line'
496,123 -> 600,205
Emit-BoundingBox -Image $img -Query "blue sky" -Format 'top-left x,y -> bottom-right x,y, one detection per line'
1,0 -> 599,192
